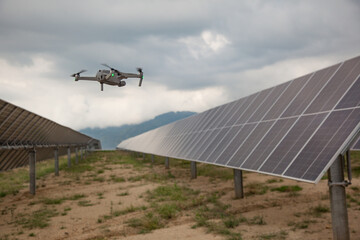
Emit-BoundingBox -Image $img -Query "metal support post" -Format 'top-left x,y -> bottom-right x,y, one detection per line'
233,169 -> 244,199
67,147 -> 71,168
54,148 -> 59,176
151,155 -> 154,164
29,149 -> 36,195
191,161 -> 197,179
165,157 -> 170,169
143,153 -> 145,160
328,155 -> 350,240
75,148 -> 79,164
80,147 -> 83,160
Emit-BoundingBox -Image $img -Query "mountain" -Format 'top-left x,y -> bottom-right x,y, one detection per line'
80,111 -> 196,150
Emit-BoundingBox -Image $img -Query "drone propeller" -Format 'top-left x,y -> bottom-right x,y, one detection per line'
70,69 -> 87,77
102,63 -> 120,79
137,68 -> 143,87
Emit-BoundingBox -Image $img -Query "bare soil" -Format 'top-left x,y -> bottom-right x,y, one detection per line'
0,151 -> 359,240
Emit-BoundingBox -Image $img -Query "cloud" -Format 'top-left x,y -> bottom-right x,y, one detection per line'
0,0 -> 359,129
180,31 -> 230,59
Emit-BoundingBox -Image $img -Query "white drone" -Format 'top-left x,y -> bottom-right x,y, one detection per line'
71,64 -> 143,91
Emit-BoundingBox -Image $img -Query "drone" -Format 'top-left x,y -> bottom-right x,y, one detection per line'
71,64 -> 143,91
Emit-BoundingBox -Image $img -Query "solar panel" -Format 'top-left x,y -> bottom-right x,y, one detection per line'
0,98 -> 101,171
118,55 -> 360,183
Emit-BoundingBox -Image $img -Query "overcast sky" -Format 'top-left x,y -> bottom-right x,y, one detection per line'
0,0 -> 359,130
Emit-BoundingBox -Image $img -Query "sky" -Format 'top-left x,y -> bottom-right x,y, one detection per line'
0,0 -> 359,130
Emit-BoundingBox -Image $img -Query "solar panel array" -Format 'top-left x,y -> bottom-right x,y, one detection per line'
118,55 -> 360,183
0,98 -> 101,171
352,136 -> 360,150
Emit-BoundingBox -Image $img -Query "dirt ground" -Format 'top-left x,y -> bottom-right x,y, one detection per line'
0,151 -> 359,240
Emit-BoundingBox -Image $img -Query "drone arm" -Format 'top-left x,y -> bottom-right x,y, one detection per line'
75,76 -> 98,81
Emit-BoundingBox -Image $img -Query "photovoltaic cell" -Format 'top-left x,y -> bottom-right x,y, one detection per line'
118,55 -> 360,183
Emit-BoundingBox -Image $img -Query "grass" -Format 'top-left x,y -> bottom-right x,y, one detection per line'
198,164 -> 233,181
146,183 -> 200,202
258,230 -> 288,239
271,185 -> 302,193
109,175 -> 126,183
78,200 -> 94,207
309,204 -> 330,217
41,194 -> 86,205
15,208 -> 58,229
245,182 -> 269,196
126,212 -> 164,234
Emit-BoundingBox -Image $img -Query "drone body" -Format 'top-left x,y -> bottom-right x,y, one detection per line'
71,64 -> 143,91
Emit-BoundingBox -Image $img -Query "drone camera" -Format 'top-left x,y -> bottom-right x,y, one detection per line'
119,81 -> 126,87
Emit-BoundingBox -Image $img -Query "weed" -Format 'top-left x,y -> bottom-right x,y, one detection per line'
97,169 -> 104,174
97,193 -> 105,199
248,215 -> 266,225
288,219 -> 316,230
67,194 -> 86,200
15,208 -> 58,229
117,191 -> 129,196
266,178 -> 283,184
42,197 -> 65,205
258,230 -> 287,239
198,164 -> 233,181
155,203 -> 179,219
246,182 -> 269,195
110,175 -> 126,183
93,177 -> 105,182
223,217 -> 241,228
126,212 -> 164,234
29,233 -> 36,237
309,204 -> 330,217
78,200 -> 94,207
147,184 -> 199,202
271,185 -> 302,193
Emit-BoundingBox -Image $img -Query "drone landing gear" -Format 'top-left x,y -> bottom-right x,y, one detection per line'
101,83 -> 104,91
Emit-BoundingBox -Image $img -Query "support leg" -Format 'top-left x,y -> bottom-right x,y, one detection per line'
75,148 -> 79,164
165,157 -> 170,169
151,155 -> 154,164
143,153 -> 145,160
328,155 -> 349,240
80,147 -> 83,160
233,169 -> 244,199
54,148 -> 59,176
67,147 -> 71,168
29,149 -> 36,195
191,161 -> 197,179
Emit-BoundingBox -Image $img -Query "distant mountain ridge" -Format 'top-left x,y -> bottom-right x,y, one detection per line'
80,111 -> 196,150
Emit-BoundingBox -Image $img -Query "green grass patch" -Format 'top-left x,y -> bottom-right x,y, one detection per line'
258,230 -> 287,239
266,178 -> 283,184
309,204 -> 330,217
126,212 -> 164,234
110,175 -> 126,183
245,182 -> 269,196
78,200 -> 94,207
271,185 -> 302,193
198,164 -> 233,181
155,203 -> 179,219
15,208 -> 58,229
147,184 -> 199,202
